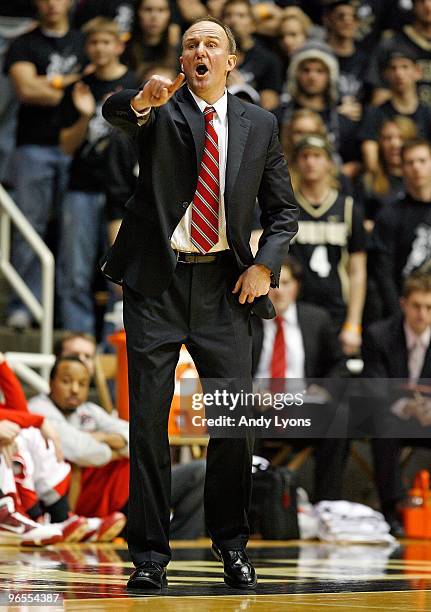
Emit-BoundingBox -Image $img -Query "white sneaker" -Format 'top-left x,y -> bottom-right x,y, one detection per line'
0,497 -> 63,546
57,514 -> 89,543
81,512 -> 126,542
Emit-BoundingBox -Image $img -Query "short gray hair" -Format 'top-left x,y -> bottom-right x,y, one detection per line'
182,17 -> 237,54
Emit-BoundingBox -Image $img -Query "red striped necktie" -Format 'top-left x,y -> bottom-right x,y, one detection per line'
191,106 -> 220,253
271,316 -> 287,381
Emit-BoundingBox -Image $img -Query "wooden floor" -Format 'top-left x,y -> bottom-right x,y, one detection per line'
1,539 -> 431,610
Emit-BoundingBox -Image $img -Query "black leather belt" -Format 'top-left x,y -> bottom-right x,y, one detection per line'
175,250 -> 229,264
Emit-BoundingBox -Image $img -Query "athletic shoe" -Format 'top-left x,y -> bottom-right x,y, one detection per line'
59,515 -> 89,543
81,512 -> 126,543
0,497 -> 62,546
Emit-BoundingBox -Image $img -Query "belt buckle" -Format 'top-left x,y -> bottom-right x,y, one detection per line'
177,251 -> 193,264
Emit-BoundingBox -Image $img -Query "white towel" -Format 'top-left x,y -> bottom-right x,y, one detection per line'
314,500 -> 396,544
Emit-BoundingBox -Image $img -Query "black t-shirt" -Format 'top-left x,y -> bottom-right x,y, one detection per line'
385,0 -> 414,33
73,0 -> 182,30
4,27 -> 86,146
367,27 -> 431,107
354,173 -> 405,221
238,40 -> 283,94
354,0 -> 397,51
296,1 -> 395,51
72,0 -> 137,33
290,189 -> 366,325
60,69 -> 138,192
358,100 -> 431,142
336,47 -> 369,102
372,194 -> 431,313
0,1 -> 36,18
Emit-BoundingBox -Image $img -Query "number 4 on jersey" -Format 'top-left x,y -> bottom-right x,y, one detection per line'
309,245 -> 331,278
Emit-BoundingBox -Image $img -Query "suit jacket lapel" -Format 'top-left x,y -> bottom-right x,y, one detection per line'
225,93 -> 251,206
393,319 -> 409,378
176,87 -> 205,175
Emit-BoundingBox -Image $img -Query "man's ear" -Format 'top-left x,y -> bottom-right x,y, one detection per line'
227,53 -> 237,73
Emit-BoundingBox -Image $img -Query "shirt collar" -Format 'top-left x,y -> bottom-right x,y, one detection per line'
188,87 -> 228,123
404,321 -> 431,351
281,303 -> 298,326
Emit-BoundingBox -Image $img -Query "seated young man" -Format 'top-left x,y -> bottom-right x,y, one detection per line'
28,356 -> 129,518
0,354 -> 125,543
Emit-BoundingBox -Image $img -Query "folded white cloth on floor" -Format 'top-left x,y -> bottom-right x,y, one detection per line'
297,487 -> 319,539
314,500 -> 396,544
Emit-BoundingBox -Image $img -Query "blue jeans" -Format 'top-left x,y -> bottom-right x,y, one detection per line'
8,145 -> 71,316
58,190 -> 107,334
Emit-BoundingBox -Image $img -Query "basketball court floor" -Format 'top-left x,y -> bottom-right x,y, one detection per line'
1,539 -> 431,611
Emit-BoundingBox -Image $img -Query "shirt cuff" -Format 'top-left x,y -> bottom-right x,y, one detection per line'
130,103 -> 151,126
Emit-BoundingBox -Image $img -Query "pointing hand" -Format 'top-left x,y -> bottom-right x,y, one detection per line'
131,73 -> 185,112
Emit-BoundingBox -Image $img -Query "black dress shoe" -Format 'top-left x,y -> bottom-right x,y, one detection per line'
127,561 -> 167,590
212,544 -> 257,589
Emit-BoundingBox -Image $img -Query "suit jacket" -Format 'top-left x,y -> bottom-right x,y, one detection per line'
101,86 -> 298,318
251,301 -> 347,378
362,314 -> 431,379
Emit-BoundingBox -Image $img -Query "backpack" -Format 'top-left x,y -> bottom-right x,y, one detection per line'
250,465 -> 299,540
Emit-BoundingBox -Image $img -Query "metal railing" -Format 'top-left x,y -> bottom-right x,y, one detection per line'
0,183 -> 54,378
5,352 -> 54,393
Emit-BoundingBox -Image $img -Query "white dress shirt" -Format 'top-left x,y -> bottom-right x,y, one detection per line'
404,322 -> 431,381
170,88 -> 229,252
255,303 -> 305,380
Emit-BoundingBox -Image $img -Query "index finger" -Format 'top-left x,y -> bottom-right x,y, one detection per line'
168,73 -> 185,94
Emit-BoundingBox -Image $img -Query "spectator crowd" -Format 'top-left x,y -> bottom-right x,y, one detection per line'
2,0 -> 431,542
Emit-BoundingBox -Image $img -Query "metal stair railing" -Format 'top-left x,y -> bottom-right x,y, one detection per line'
0,183 -> 54,379
4,352 -> 54,393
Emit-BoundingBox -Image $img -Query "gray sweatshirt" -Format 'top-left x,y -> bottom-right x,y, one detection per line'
28,394 -> 129,467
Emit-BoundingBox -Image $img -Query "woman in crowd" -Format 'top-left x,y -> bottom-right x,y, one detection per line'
356,116 -> 417,232
124,0 -> 180,77
357,116 -> 416,325
277,6 -> 312,73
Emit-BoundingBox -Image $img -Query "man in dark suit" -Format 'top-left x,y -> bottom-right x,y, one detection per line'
362,271 -> 431,536
101,17 -> 298,590
252,256 -> 349,502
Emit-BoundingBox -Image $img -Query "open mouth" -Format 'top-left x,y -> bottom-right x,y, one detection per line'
196,64 -> 209,76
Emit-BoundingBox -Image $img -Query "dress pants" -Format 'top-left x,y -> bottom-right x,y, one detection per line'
123,252 -> 254,567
